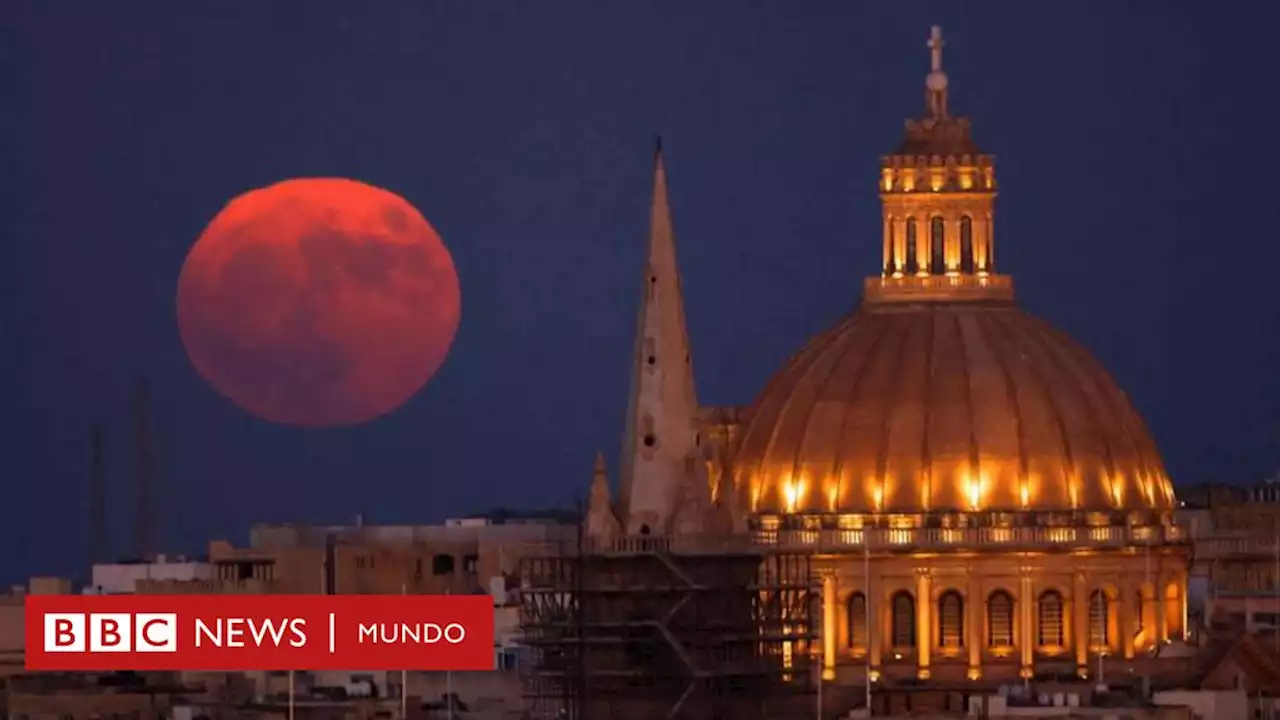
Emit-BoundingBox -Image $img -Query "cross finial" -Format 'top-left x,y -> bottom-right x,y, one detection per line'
928,25 -> 944,73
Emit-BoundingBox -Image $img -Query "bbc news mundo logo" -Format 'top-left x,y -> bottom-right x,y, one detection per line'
25,595 -> 494,671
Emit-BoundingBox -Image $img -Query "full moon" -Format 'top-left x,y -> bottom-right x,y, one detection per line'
176,178 -> 461,427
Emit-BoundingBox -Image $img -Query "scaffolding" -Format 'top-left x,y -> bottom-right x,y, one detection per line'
518,536 -> 816,720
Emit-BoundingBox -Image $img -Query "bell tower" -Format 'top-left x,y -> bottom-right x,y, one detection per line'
868,26 -> 1011,305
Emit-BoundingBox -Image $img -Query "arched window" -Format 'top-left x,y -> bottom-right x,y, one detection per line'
847,593 -> 868,649
1037,590 -> 1065,647
905,218 -> 919,274
960,216 -> 974,273
891,591 -> 916,648
1088,590 -> 1110,648
988,591 -> 1015,647
938,590 -> 964,648
930,216 -> 945,274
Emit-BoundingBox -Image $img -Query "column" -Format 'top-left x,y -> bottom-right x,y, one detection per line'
916,568 -> 932,680
1073,572 -> 1089,677
822,571 -> 837,681
973,210 -> 989,274
1019,567 -> 1034,679
882,215 -> 893,275
1155,568 -> 1168,644
967,569 -> 983,680
946,215 -> 961,274
1180,572 -> 1190,641
895,217 -> 909,275
868,568 -> 881,678
1120,580 -> 1135,660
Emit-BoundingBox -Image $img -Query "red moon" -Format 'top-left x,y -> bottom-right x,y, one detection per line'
176,178 -> 461,427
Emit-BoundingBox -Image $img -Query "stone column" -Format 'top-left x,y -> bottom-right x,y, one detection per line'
1073,572 -> 1089,677
967,569 -> 983,680
822,571 -> 837,681
916,568 -> 932,680
868,567 -> 881,677
1019,567 -> 1034,678
882,215 -> 893,275
1120,579 -> 1136,660
945,215 -> 961,273
1155,568 -> 1168,644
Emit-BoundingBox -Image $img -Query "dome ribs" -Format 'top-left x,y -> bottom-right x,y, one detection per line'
826,315 -> 896,511
772,318 -> 866,512
920,309 -> 973,511
1016,315 -> 1122,509
850,313 -> 917,512
989,311 -> 1083,509
1031,318 -> 1173,508
738,321 -> 847,510
981,311 -> 1074,510
958,311 -> 1022,509
732,304 -> 1171,515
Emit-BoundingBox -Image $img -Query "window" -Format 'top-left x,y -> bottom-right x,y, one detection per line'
960,216 -> 974,273
1037,590 -> 1065,647
847,592 -> 868,649
891,591 -> 916,648
938,591 -> 964,648
432,554 -> 455,576
988,591 -> 1015,647
930,216 -> 945,274
463,554 -> 479,575
1089,589 -> 1110,648
905,218 -> 919,274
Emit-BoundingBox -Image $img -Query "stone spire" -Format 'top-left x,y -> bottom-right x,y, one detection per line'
618,139 -> 700,535
585,451 -> 620,541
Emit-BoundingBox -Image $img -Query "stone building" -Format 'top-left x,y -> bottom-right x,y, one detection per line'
581,25 -> 1191,698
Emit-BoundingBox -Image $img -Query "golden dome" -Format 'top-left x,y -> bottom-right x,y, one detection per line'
733,301 -> 1176,514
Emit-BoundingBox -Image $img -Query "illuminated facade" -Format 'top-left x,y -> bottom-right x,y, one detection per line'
586,26 -> 1191,690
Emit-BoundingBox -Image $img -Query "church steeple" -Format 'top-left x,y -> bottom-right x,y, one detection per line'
618,140 -> 701,535
585,451 -> 621,541
866,26 -> 1011,306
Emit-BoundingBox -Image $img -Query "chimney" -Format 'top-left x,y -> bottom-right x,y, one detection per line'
134,377 -> 155,560
89,423 -> 106,569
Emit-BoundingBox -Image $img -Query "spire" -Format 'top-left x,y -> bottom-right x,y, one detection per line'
925,25 -> 949,119
585,451 -> 620,541
618,143 -> 700,535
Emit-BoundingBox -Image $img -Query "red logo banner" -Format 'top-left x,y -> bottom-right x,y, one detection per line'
24,594 -> 495,671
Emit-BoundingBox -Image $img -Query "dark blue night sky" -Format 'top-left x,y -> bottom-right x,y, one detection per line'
4,2 -> 1278,581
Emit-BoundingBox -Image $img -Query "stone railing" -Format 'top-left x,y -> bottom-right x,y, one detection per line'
863,273 -> 1014,304
520,523 -> 1184,559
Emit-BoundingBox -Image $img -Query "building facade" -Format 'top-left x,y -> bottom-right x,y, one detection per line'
584,25 -> 1191,694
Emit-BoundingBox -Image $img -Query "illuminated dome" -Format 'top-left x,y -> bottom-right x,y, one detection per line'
733,301 -> 1175,514
731,25 -> 1175,517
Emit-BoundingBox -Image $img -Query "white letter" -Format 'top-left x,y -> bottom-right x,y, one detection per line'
444,623 -> 466,644
89,614 -> 131,652
224,618 -> 245,648
423,623 -> 442,643
134,613 -> 177,652
44,614 -> 85,652
288,618 -> 307,647
194,619 -> 220,648
358,623 -> 378,644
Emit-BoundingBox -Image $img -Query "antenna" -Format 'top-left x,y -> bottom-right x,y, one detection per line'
89,423 -> 107,570
134,377 -> 155,560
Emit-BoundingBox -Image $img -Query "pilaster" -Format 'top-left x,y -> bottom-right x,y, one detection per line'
1073,571 -> 1089,676
1019,567 -> 1034,678
967,567 -> 982,680
822,571 -> 837,681
915,568 -> 932,679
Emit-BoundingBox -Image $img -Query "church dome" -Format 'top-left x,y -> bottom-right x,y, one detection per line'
733,301 -> 1175,514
